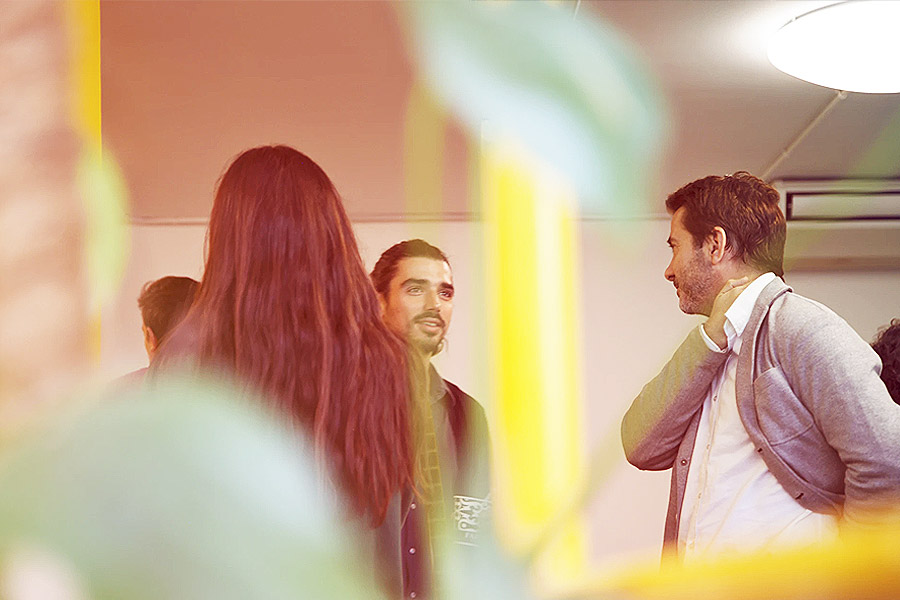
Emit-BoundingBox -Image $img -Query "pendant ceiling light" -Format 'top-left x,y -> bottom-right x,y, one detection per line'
768,1 -> 900,94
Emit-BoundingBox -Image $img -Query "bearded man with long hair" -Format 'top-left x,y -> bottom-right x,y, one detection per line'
153,145 -> 415,592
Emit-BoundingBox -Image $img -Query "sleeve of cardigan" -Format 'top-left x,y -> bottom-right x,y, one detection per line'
621,326 -> 729,471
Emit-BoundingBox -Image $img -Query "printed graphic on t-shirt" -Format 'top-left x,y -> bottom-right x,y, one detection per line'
453,494 -> 491,546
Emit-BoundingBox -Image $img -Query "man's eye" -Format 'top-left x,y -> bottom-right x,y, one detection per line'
406,287 -> 422,295
439,290 -> 454,300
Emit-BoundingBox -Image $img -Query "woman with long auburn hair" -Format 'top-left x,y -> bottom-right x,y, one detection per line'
154,145 -> 414,531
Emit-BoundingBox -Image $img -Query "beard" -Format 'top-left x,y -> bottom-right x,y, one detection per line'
676,249 -> 719,316
413,334 -> 443,357
409,312 -> 446,357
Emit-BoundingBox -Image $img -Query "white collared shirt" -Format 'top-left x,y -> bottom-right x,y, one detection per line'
678,272 -> 838,561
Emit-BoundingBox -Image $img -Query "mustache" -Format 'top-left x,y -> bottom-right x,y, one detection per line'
414,311 -> 445,327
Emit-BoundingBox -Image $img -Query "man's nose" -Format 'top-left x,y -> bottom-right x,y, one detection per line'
664,261 -> 675,281
424,289 -> 440,310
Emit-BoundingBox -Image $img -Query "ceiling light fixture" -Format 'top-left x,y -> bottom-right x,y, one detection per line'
768,1 -> 900,94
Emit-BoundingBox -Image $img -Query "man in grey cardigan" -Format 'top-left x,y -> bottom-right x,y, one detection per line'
622,172 -> 900,562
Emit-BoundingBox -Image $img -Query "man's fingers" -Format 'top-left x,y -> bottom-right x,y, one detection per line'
718,276 -> 750,296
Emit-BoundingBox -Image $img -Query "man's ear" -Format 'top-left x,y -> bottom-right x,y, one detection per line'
143,324 -> 158,354
707,226 -> 728,265
377,293 -> 387,317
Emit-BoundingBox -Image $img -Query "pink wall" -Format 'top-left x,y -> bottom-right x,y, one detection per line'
101,1 -> 471,221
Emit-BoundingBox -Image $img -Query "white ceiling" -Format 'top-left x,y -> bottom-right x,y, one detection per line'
102,0 -> 900,221
589,1 -> 900,188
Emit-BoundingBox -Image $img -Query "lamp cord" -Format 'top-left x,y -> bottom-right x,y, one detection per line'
761,89 -> 848,181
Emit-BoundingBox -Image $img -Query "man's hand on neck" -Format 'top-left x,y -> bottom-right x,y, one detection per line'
703,276 -> 752,350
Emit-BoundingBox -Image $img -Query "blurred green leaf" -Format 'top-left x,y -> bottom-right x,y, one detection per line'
0,377 -> 380,600
78,144 -> 129,313
400,0 -> 667,215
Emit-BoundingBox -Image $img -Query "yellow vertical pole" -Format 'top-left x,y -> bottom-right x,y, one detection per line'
66,0 -> 102,149
65,0 -> 103,362
482,135 -> 587,587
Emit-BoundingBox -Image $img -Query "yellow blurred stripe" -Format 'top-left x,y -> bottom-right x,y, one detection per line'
65,0 -> 101,147
482,136 -> 586,584
562,519 -> 900,600
65,0 -> 103,361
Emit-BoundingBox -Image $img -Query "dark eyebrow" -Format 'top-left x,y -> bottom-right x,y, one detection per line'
399,278 -> 454,293
400,278 -> 429,288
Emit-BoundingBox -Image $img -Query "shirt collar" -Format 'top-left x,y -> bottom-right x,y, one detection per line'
724,272 -> 776,354
428,363 -> 448,406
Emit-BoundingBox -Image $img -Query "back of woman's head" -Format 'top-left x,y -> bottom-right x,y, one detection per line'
183,145 -> 412,525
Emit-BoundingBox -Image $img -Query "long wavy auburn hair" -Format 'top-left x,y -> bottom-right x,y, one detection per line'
174,145 -> 413,525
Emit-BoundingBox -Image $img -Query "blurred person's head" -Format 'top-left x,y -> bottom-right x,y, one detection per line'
371,240 -> 453,361
160,145 -> 413,526
137,276 -> 198,360
664,171 -> 786,316
872,319 -> 900,406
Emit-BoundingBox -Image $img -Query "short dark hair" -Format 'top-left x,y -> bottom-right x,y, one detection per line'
872,318 -> 900,406
666,171 -> 786,277
370,239 -> 450,296
137,276 -> 199,342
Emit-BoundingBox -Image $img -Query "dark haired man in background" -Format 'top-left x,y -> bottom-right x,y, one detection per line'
371,239 -> 490,599
622,172 -> 900,562
122,275 -> 198,382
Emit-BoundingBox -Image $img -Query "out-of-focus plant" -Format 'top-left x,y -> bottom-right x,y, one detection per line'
0,377 -> 381,600
398,0 -> 667,216
78,147 -> 130,321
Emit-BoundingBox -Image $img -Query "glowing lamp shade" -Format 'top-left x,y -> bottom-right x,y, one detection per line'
768,1 -> 900,94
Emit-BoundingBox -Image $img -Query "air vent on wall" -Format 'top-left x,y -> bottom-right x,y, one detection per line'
772,179 -> 900,271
